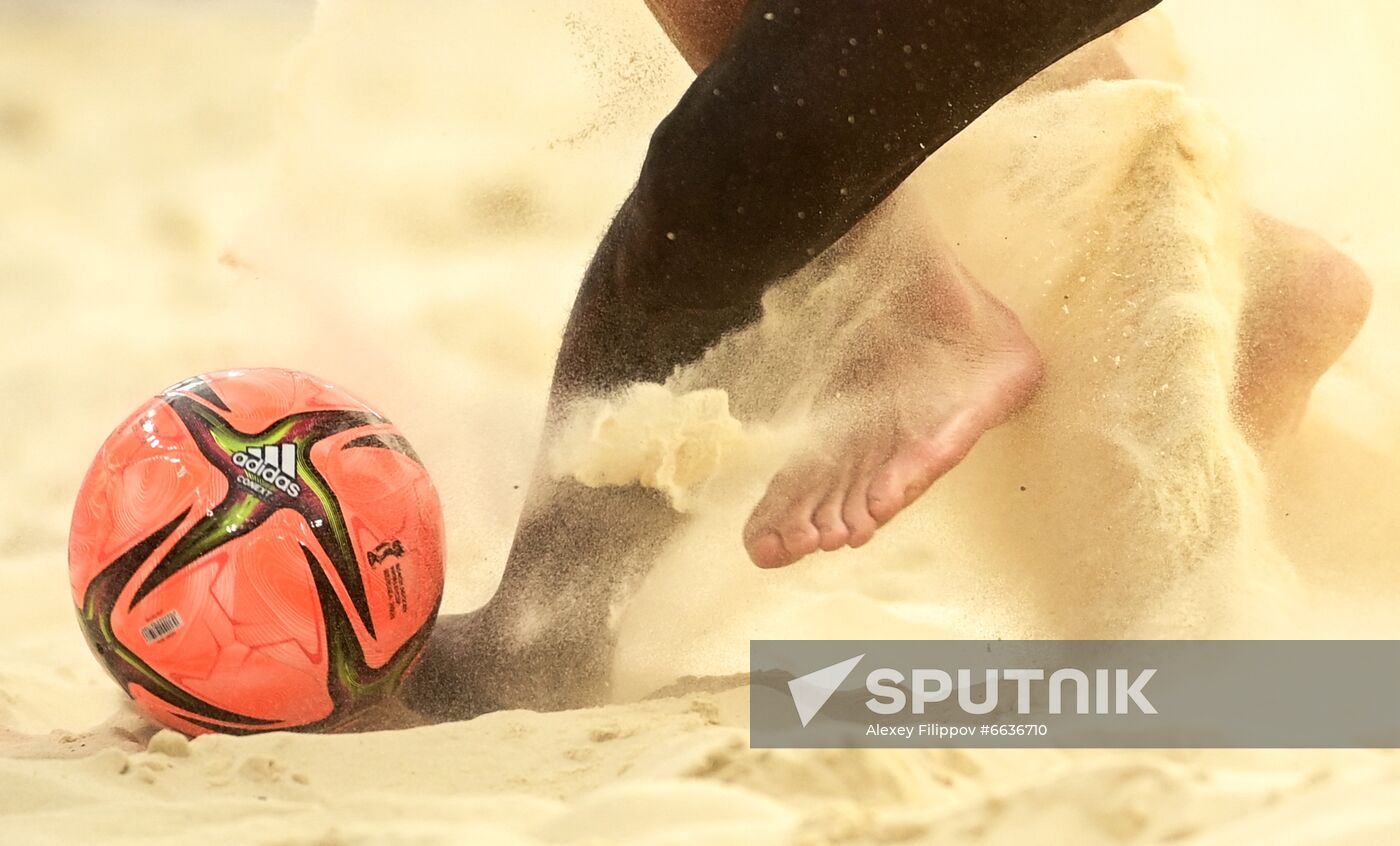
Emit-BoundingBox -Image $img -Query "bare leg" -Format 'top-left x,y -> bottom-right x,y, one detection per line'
403,0 -> 1162,720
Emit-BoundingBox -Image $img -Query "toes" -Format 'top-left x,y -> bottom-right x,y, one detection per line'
866,440 -> 941,524
868,412 -> 981,524
865,470 -> 910,526
743,463 -> 832,568
744,514 -> 819,569
810,460 -> 853,551
775,515 -> 821,561
842,471 -> 880,548
744,530 -> 792,569
812,494 -> 851,551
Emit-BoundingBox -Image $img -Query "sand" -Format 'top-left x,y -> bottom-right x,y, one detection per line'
3,0 -> 1400,843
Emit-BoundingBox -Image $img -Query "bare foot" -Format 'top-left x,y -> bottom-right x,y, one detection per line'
1234,212 -> 1372,443
743,243 -> 1042,568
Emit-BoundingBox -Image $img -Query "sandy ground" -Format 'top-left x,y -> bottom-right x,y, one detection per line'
3,1 -> 1400,843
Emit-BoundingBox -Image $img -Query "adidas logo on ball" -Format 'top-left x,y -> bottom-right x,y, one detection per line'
232,444 -> 302,497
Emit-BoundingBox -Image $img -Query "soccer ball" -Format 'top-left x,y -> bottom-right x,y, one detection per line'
68,368 -> 445,734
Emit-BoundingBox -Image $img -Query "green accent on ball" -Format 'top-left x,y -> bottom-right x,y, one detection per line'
77,381 -> 439,734
76,509 -> 278,729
